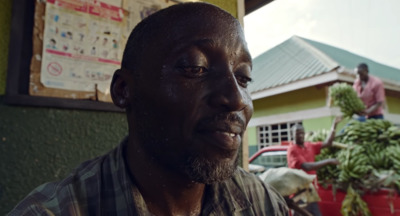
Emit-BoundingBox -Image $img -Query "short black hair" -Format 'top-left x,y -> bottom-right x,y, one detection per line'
291,123 -> 304,135
357,63 -> 369,71
121,2 -> 236,72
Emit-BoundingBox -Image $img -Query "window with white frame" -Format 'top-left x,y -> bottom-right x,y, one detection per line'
257,121 -> 302,149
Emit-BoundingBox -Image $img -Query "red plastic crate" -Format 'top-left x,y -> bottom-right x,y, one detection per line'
318,186 -> 400,216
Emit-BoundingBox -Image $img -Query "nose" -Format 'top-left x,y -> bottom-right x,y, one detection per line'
208,73 -> 249,112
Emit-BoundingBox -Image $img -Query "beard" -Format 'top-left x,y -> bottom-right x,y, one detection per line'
137,131 -> 240,184
182,152 -> 239,184
135,122 -> 239,184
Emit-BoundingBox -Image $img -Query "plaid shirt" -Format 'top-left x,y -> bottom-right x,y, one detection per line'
9,138 -> 288,216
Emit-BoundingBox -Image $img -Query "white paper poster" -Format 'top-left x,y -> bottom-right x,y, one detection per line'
41,0 -> 125,93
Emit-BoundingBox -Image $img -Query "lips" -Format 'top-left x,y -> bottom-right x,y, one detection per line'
196,121 -> 244,152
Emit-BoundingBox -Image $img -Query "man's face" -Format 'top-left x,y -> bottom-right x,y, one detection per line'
356,67 -> 369,82
128,12 -> 253,183
293,128 -> 305,145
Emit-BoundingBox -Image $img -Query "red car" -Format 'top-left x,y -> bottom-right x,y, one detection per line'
249,144 -> 400,216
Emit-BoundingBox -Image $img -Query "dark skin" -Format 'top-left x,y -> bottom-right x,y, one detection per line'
293,117 -> 341,172
355,67 -> 383,116
111,6 -> 253,216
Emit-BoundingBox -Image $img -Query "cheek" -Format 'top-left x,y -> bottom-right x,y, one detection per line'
243,91 -> 254,121
163,83 -> 181,103
159,80 -> 205,125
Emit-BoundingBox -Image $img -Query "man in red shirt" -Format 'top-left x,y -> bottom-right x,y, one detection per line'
287,117 -> 341,215
353,63 -> 385,120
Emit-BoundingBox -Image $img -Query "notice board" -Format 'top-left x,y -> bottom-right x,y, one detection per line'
29,0 -> 176,103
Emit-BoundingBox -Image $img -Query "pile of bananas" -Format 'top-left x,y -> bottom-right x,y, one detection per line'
385,145 -> 400,189
306,129 -> 342,183
337,145 -> 372,183
313,118 -> 400,215
387,145 -> 400,171
332,120 -> 400,185
339,119 -> 390,144
341,185 -> 371,216
329,83 -> 365,118
378,124 -> 400,144
364,143 -> 391,170
305,129 -> 329,142
315,147 -> 340,184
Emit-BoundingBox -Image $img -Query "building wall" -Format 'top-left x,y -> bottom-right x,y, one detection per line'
252,86 -> 327,118
0,0 -> 11,94
0,1 -> 238,214
207,0 -> 238,17
248,86 -> 334,156
387,95 -> 400,114
0,100 -> 128,214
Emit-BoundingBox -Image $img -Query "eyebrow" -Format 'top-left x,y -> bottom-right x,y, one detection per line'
241,51 -> 253,69
194,39 -> 253,68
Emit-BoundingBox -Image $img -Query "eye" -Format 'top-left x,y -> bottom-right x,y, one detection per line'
234,64 -> 252,88
235,75 -> 253,88
179,66 -> 209,78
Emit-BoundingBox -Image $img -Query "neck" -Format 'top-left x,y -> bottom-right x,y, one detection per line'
125,135 -> 205,216
362,75 -> 369,83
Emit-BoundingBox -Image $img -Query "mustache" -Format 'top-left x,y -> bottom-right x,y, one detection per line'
197,112 -> 246,130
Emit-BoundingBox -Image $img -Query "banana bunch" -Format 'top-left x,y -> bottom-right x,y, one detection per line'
337,145 -> 372,183
386,145 -> 400,172
362,119 -> 391,137
338,119 -> 396,146
378,125 -> 400,145
305,129 -> 329,142
316,147 -> 340,183
363,143 -> 392,170
329,83 -> 365,118
338,120 -> 369,144
341,185 -> 372,216
365,118 -> 393,130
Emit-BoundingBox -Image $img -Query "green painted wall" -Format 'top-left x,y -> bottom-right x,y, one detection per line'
247,126 -> 257,156
0,97 -> 128,214
206,0 -> 237,18
248,126 -> 257,145
303,116 -> 332,132
387,95 -> 400,114
252,87 -> 327,118
0,0 -> 12,95
303,116 -> 347,134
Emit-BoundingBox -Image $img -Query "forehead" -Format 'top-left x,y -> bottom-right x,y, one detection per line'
356,67 -> 367,73
151,7 -> 248,56
171,23 -> 247,56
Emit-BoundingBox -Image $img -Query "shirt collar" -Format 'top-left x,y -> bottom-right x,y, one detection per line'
201,169 -> 252,215
115,137 -> 151,215
115,139 -> 252,215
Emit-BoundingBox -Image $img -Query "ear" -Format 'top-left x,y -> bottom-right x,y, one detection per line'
111,69 -> 130,108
